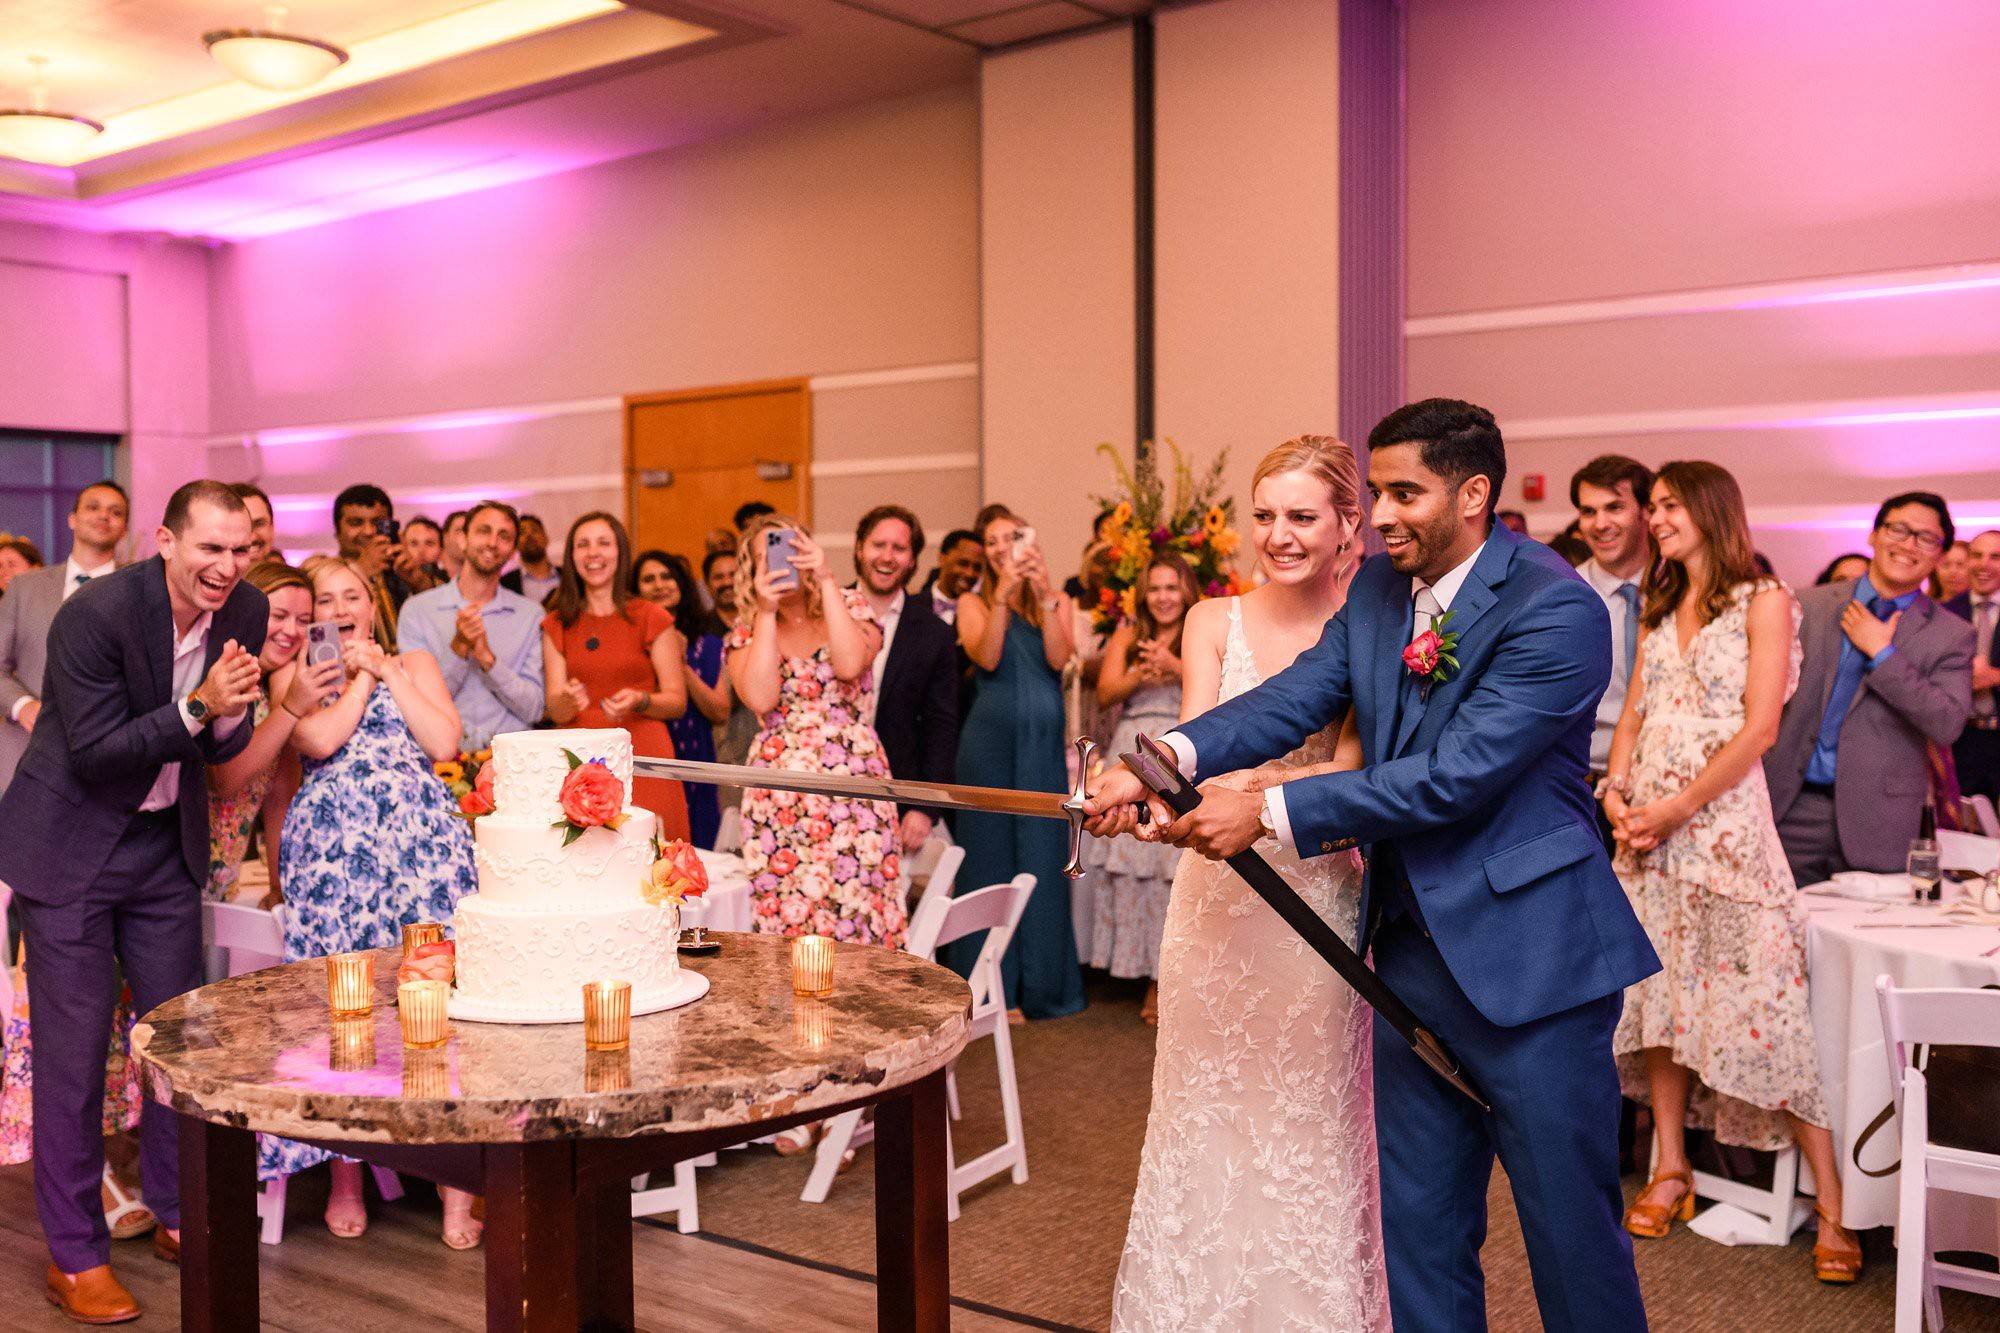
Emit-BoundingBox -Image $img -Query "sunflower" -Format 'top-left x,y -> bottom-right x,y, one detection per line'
433,761 -> 465,785
1203,504 -> 1228,533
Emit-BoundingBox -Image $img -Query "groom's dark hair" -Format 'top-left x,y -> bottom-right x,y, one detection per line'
1368,399 -> 1506,516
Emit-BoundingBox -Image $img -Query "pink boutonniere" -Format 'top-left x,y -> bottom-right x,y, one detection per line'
1402,610 -> 1460,696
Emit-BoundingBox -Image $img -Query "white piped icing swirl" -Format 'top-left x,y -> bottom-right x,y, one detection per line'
490,728 -> 633,822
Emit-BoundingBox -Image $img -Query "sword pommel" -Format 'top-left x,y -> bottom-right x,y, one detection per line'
1061,737 -> 1097,878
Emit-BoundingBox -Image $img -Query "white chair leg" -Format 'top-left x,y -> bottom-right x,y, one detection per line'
258,1177 -> 287,1247
369,1166 -> 404,1203
1766,1146 -> 1801,1244
943,1115 -> 961,1224
945,1067 -> 961,1122
990,1017 -> 1029,1185
800,1108 -> 866,1204
673,1159 -> 699,1234
1895,1072 -> 1929,1333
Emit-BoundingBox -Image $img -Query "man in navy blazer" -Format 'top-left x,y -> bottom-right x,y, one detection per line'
1943,528 -> 2000,801
0,481 -> 265,1322
1089,401 -> 1657,1332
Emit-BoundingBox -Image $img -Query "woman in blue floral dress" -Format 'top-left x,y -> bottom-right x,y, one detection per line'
267,558 -> 480,1247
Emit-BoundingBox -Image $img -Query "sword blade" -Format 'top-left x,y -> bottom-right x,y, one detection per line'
630,755 -> 1072,821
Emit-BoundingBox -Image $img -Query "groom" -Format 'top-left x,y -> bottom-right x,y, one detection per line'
1087,399 -> 1658,1332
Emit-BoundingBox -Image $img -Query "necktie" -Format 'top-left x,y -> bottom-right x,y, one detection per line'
1413,586 -> 1444,636
74,572 -> 90,586
1976,600 -> 1997,718
1614,583 -> 1641,675
1805,594 -> 1895,784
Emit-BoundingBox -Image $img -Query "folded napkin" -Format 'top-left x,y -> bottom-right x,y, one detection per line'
1817,871 -> 1914,903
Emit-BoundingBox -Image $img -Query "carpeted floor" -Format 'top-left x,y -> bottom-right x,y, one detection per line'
690,973 -> 2000,1331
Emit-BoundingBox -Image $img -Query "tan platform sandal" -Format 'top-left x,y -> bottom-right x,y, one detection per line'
101,1168 -> 157,1242
1813,1203 -> 1863,1284
1623,1168 -> 1694,1238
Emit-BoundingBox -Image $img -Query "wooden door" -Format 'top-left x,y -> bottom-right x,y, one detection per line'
625,378 -> 811,557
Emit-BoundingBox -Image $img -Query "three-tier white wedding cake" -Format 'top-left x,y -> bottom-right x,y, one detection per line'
449,728 -> 699,1023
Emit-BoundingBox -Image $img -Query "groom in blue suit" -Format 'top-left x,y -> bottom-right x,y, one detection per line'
1088,399 -> 1658,1331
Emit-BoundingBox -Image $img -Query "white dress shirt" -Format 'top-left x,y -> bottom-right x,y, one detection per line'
1163,539 -> 1490,852
1578,557 -> 1644,768
862,589 -> 905,727
1970,591 -> 1998,719
7,556 -> 117,724
138,610 -> 244,811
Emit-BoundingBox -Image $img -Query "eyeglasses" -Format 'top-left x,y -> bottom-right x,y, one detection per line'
1878,521 -> 1946,553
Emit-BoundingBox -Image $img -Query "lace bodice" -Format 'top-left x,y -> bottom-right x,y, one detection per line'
1217,597 -> 1341,772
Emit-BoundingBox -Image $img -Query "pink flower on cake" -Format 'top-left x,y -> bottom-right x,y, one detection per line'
641,838 -> 708,905
551,750 -> 628,846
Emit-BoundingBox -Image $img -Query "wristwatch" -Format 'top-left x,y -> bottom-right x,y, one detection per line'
1256,797 -> 1277,843
184,691 -> 211,726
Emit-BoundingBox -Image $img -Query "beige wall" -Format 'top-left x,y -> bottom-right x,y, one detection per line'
0,220 -> 211,554
1155,0 -> 1342,524
1406,0 -> 2000,580
205,85 -> 982,561
978,25 -> 1137,572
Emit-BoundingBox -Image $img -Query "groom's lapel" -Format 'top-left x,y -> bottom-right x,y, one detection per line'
1373,574 -> 1413,761
1390,533 -> 1513,757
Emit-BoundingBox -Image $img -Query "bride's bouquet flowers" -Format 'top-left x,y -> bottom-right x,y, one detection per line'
1090,439 -> 1243,633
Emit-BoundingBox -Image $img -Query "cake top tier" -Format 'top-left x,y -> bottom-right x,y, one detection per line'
490,728 -> 633,821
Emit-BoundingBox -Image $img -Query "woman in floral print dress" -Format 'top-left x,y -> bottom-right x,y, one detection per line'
726,515 -> 906,950
1600,461 -> 1859,1281
267,558 -> 482,1247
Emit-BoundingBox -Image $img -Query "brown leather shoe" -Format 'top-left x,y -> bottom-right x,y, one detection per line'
152,1227 -> 179,1265
44,1265 -> 140,1325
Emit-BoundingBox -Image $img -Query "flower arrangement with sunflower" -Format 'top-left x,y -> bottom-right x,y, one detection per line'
1088,440 -> 1243,633
436,747 -> 495,819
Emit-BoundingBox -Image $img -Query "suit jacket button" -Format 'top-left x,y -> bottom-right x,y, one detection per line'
1321,842 -> 1333,852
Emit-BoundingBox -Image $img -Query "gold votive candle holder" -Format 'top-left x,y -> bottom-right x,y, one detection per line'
328,1018 -> 376,1072
584,1048 -> 632,1093
397,979 -> 450,1050
583,980 -> 633,1051
791,936 -> 835,999
401,921 -> 446,957
326,952 -> 375,1019
403,1048 -> 452,1099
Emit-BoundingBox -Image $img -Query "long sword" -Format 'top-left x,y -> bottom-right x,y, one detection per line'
631,739 -> 1106,876
1120,733 -> 1488,1110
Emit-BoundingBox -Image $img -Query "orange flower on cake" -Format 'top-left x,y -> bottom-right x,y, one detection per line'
553,750 -> 628,845
641,839 -> 709,906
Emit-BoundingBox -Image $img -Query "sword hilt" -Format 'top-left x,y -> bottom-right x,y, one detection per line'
1061,737 -> 1097,878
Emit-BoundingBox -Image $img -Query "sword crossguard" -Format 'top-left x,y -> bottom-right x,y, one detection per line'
1060,737 -> 1098,879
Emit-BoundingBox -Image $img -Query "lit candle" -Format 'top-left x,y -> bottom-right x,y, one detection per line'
791,936 -> 835,999
582,979 -> 632,1051
397,979 -> 450,1050
325,952 -> 374,1019
401,921 -> 445,958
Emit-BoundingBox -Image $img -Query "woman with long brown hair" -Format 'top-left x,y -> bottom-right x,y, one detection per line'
1088,552 -> 1198,1019
948,506 -> 1082,1019
540,512 -> 689,839
1599,461 -> 1859,1282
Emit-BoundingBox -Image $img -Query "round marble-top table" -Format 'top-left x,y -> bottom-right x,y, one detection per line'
135,933 -> 970,1332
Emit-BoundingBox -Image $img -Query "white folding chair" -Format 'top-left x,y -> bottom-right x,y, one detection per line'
1940,828 -> 2000,877
1656,1135 -> 1815,1244
802,871 -> 1033,1219
630,1155 -> 712,1233
1961,795 -> 2000,839
713,807 -> 743,854
1876,976 -> 2000,1332
203,901 -> 410,1245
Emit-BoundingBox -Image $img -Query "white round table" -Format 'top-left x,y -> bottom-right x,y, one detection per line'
1805,880 -> 2000,1244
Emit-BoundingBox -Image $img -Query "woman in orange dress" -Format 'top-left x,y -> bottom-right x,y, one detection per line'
541,512 -> 691,839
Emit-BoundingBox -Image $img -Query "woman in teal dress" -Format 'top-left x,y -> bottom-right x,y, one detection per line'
950,507 -> 1084,1019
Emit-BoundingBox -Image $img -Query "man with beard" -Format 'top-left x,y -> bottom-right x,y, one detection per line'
501,512 -> 561,606
1568,455 -> 1654,850
851,505 -> 959,855
397,501 -> 546,749
0,481 -> 264,1322
923,528 -> 983,624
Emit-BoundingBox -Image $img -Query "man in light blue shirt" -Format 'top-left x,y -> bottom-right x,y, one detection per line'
397,501 -> 545,750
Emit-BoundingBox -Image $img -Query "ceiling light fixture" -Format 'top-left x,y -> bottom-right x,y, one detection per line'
205,6 -> 350,93
0,56 -> 104,165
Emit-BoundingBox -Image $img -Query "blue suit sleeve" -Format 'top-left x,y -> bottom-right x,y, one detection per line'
1176,601 -> 1353,782
1282,578 -> 1610,850
47,600 -> 200,782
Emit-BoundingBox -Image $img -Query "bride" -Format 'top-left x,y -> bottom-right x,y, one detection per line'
1111,435 -> 1389,1331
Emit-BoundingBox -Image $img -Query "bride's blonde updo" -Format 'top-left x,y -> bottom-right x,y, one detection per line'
1251,434 -> 1363,566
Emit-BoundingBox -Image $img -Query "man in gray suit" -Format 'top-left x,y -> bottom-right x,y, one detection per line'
1766,491 -> 1975,885
0,481 -> 130,792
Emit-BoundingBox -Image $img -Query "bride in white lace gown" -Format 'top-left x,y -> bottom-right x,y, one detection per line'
1112,437 -> 1389,1332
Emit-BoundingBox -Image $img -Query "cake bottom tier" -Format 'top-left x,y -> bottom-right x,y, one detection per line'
449,894 -> 682,1024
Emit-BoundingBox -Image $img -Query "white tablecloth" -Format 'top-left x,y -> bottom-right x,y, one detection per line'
686,849 -> 753,933
1805,878 -> 2000,1241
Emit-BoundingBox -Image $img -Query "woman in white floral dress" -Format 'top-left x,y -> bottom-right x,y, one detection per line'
1601,460 -> 1860,1281
1114,436 -> 1388,1331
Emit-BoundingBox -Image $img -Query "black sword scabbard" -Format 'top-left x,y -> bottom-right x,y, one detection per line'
1123,734 -> 1489,1112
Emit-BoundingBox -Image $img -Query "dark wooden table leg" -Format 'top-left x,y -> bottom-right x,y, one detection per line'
177,1113 -> 259,1333
573,1154 -> 635,1333
874,1070 -> 950,1332
484,1142 -> 579,1333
